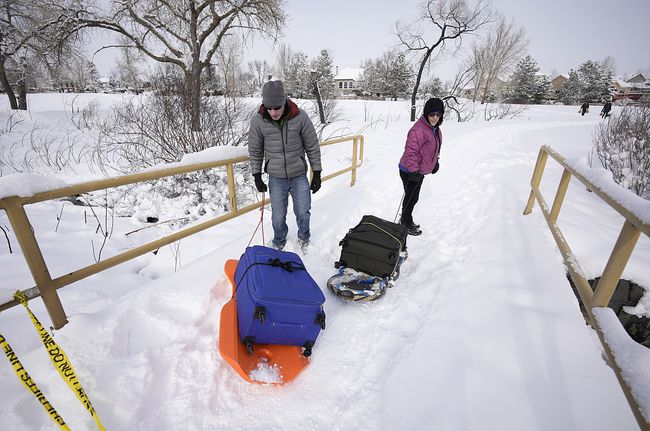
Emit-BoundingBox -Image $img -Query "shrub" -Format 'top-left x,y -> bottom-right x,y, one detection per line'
592,105 -> 650,199
95,92 -> 250,172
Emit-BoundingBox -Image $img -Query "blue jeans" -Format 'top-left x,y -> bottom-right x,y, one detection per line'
268,174 -> 311,248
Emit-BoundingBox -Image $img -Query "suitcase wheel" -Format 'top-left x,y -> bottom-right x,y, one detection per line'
314,313 -> 326,330
244,336 -> 255,355
253,306 -> 266,324
303,341 -> 315,357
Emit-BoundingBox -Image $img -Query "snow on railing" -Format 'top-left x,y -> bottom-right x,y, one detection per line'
0,135 -> 364,329
524,145 -> 650,430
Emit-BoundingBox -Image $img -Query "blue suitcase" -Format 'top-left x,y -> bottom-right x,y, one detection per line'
235,246 -> 326,357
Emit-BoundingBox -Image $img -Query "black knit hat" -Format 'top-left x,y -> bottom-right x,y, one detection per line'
423,98 -> 445,116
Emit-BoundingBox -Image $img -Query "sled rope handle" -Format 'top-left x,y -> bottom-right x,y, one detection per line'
13,291 -> 106,431
0,333 -> 70,430
247,191 -> 266,247
395,174 -> 424,223
394,192 -> 406,223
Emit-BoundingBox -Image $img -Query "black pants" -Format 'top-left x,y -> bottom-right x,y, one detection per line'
399,170 -> 423,224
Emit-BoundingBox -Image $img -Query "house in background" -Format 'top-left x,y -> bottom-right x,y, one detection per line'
460,76 -> 509,101
333,67 -> 364,97
612,74 -> 650,103
549,74 -> 569,100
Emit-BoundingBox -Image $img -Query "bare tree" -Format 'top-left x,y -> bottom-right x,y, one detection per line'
248,59 -> 271,90
84,0 -> 285,131
274,43 -> 293,81
0,0 -> 86,109
95,92 -> 250,172
111,37 -> 145,89
214,37 -> 243,97
470,14 -> 527,104
445,59 -> 479,120
600,56 -> 617,77
396,0 -> 492,121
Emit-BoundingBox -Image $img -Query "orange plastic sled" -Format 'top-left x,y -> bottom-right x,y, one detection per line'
218,259 -> 310,385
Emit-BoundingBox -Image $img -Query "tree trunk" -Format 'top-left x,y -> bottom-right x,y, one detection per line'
185,66 -> 202,132
17,75 -> 27,110
0,58 -> 19,110
410,50 -> 431,121
313,80 -> 325,124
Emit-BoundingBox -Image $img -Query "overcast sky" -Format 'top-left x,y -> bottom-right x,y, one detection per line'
90,0 -> 650,81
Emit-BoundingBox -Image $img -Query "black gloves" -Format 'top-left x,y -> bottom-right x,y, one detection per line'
310,170 -> 322,194
408,172 -> 423,183
431,161 -> 439,174
253,173 -> 267,193
254,172 -> 320,193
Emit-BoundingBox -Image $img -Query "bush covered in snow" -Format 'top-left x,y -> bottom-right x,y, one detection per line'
96,92 -> 251,172
592,105 -> 650,199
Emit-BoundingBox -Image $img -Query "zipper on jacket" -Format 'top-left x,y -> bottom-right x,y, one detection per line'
281,121 -> 289,179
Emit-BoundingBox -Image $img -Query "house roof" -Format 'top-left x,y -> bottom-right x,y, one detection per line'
614,78 -> 633,88
334,68 -> 364,81
627,73 -> 646,83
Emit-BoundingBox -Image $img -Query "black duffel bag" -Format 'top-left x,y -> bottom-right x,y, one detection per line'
335,215 -> 408,278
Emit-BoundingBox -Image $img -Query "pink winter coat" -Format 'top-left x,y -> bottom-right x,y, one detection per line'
399,116 -> 442,174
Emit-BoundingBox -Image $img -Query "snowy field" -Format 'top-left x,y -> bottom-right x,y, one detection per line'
1,94 -> 649,430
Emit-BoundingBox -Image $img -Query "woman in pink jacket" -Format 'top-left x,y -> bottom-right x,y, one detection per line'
398,98 -> 444,236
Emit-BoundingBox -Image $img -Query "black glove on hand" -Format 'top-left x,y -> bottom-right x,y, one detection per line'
408,172 -> 423,183
310,170 -> 322,194
253,173 -> 267,193
431,161 -> 440,174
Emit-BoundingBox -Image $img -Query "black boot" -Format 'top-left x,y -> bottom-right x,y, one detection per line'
400,220 -> 422,236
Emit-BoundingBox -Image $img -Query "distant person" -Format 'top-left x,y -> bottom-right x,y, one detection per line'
247,80 -> 322,251
397,98 -> 444,236
579,102 -> 589,116
601,100 -> 612,118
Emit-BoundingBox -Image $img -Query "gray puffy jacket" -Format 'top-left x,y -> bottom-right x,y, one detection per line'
247,100 -> 322,178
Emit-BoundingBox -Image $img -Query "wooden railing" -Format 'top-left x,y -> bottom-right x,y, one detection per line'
0,135 -> 365,329
524,145 -> 649,431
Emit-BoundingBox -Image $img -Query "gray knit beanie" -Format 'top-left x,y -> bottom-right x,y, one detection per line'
262,80 -> 286,107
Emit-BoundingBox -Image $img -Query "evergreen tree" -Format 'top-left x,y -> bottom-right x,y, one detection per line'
508,55 -> 550,104
284,51 -> 310,98
311,49 -> 335,99
360,59 -> 380,97
420,77 -> 444,98
579,60 -> 610,102
361,50 -> 412,99
560,69 -> 585,104
560,60 -> 612,104
386,52 -> 412,100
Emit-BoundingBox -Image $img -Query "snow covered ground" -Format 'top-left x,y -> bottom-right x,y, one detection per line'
0,95 -> 648,430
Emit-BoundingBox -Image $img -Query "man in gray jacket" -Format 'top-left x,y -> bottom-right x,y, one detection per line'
248,80 -> 322,251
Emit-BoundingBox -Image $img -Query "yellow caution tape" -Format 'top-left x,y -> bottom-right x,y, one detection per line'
0,332 -> 70,430
14,291 -> 106,431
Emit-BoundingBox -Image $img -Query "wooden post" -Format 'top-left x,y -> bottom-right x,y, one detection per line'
2,197 -> 67,328
523,148 -> 548,215
351,138 -> 358,186
590,219 -> 641,308
226,163 -> 238,214
549,168 -> 572,224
